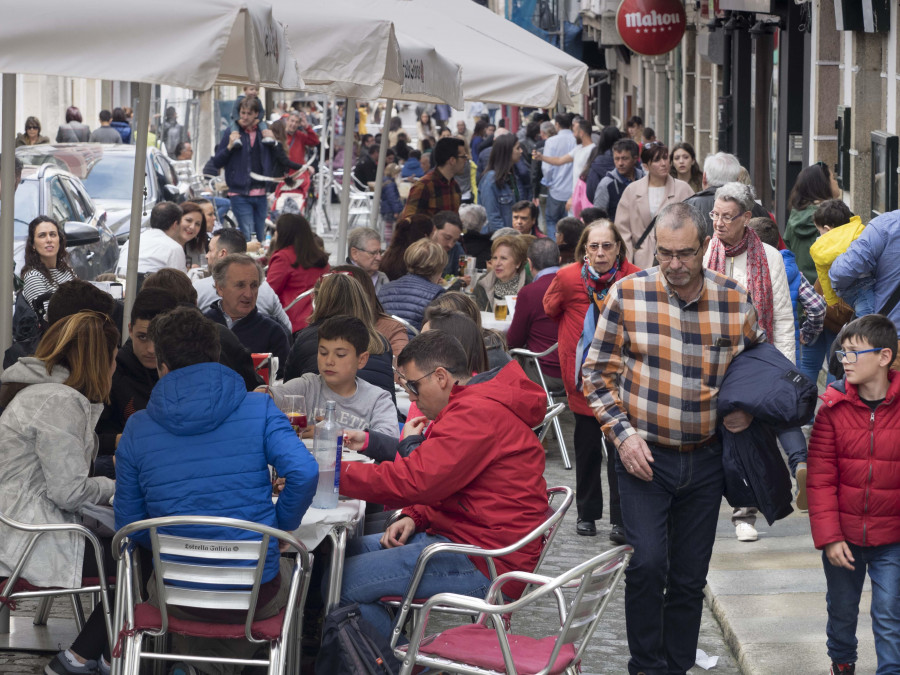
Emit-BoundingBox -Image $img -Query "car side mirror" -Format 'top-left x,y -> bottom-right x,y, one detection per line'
64,221 -> 101,246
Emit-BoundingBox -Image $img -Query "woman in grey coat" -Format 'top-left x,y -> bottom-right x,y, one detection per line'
0,311 -> 119,675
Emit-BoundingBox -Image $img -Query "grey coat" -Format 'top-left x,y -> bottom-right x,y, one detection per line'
0,358 -> 114,588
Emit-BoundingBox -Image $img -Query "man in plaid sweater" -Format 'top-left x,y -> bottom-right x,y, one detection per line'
399,137 -> 466,219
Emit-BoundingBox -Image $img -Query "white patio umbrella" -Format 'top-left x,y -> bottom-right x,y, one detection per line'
0,0 -> 302,349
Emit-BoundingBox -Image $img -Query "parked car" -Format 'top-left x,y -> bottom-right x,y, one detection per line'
3,164 -> 119,281
15,143 -> 183,244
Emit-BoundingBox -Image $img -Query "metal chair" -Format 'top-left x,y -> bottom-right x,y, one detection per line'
390,314 -> 420,337
395,546 -> 633,675
284,287 -> 315,312
382,486 -> 574,646
0,511 -> 113,652
110,516 -> 313,675
510,343 -> 572,469
534,402 -> 567,444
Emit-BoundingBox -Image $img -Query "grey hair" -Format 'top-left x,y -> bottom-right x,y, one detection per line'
528,238 -> 560,272
539,121 -> 556,136
348,226 -> 381,252
459,204 -> 487,232
702,152 -> 742,187
714,182 -> 756,213
491,227 -> 520,240
212,253 -> 263,287
655,203 -> 706,244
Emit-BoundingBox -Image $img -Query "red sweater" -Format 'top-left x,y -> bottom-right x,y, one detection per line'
542,260 -> 640,416
265,248 -> 329,333
808,371 -> 900,549
506,271 -> 562,379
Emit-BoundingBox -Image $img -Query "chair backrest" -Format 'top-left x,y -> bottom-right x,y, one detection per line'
533,486 -> 574,575
390,314 -> 420,337
534,402 -> 566,441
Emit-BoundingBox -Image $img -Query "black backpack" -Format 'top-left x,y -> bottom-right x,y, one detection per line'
315,604 -> 400,675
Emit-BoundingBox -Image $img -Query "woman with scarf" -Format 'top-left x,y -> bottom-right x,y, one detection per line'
543,219 -> 639,542
703,181 -> 797,543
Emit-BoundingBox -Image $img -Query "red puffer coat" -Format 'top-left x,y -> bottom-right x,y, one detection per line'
808,371 -> 900,549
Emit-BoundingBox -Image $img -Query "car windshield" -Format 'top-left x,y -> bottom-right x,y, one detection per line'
80,155 -> 139,200
0,181 -> 40,238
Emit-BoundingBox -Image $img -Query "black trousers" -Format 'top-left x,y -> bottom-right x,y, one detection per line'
573,412 -> 621,526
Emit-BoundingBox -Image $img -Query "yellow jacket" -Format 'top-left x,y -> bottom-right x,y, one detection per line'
809,215 -> 865,306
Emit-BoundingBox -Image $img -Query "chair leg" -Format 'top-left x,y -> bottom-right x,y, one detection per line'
0,603 -> 9,633
70,594 -> 86,631
268,641 -> 282,674
552,416 -> 572,469
33,596 -> 53,626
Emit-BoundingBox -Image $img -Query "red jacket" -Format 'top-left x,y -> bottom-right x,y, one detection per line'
265,248 -> 330,333
286,127 -> 320,165
341,361 -> 549,598
542,260 -> 640,416
808,371 -> 900,549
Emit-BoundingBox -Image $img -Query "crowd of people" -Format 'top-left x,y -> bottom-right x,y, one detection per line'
2,100 -> 899,675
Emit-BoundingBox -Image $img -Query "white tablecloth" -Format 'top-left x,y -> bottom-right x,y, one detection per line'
396,388 -> 412,417
293,498 -> 366,551
481,311 -> 512,334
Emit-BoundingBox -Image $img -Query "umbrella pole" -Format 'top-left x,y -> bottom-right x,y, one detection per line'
122,82 -> 152,340
315,98 -> 328,234
336,97 -> 356,262
0,74 -> 16,352
369,97 -> 393,234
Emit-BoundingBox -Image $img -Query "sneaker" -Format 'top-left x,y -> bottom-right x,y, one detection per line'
795,462 -> 808,512
735,522 -> 758,542
231,138 -> 243,149
97,657 -> 110,675
44,652 -> 98,675
261,135 -> 276,145
168,663 -> 199,675
830,663 -> 855,674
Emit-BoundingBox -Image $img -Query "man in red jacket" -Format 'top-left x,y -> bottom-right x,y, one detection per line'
808,314 -> 900,675
338,330 -> 549,640
284,110 -> 320,165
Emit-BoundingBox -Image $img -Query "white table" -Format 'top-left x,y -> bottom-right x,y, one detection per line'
396,387 -> 412,417
481,311 -> 512,334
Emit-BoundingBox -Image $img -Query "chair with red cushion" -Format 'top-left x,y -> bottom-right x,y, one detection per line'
395,546 -> 632,675
109,516 -> 312,675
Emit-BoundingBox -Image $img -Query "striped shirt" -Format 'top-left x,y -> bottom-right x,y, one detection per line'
22,267 -> 76,310
582,267 -> 765,448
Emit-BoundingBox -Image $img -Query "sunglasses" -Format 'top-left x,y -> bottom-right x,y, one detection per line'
394,366 -> 444,396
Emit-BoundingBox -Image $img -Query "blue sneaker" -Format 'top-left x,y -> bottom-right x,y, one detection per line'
44,652 -> 98,675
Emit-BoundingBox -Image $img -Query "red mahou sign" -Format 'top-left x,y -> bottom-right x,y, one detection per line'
616,0 -> 687,56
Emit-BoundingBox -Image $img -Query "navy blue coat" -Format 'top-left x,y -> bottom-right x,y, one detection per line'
212,127 -> 274,194
377,274 -> 445,332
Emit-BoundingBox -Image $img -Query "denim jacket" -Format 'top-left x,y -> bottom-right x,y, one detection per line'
478,170 -> 518,234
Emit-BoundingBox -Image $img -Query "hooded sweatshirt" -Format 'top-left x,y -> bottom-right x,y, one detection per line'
784,203 -> 820,284
340,361 -> 549,598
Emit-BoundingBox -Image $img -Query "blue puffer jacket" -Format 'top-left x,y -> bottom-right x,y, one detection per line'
781,249 -> 803,354
377,274 -> 445,332
114,362 -> 318,583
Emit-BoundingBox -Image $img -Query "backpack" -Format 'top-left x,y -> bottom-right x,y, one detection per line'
315,604 -> 400,675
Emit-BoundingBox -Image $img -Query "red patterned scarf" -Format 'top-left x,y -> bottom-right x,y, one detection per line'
707,227 -> 774,344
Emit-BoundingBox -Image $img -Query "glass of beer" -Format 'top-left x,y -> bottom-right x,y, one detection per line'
283,395 -> 307,437
494,297 -> 508,321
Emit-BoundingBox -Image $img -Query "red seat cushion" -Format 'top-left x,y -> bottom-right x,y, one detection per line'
379,595 -> 428,606
132,602 -> 285,641
414,623 -> 576,675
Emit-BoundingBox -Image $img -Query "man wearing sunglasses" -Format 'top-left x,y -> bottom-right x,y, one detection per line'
336,330 -> 549,642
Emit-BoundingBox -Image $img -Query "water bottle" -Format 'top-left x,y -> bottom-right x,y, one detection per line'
264,230 -> 272,249
311,400 -> 342,509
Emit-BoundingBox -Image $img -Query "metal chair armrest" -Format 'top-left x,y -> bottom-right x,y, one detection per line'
509,342 -> 559,359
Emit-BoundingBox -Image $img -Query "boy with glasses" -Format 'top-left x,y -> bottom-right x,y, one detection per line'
808,314 -> 900,675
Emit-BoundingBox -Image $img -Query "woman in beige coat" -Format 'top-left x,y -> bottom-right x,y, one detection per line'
614,144 -> 695,269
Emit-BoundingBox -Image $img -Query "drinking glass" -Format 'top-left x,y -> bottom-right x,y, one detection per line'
283,394 -> 308,437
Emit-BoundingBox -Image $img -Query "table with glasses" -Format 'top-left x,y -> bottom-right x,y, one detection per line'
480,311 -> 512,334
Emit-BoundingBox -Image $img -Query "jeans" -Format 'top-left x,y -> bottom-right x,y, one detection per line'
616,440 -> 724,675
339,532 -> 492,640
229,193 -> 267,241
777,426 -> 807,475
800,327 -> 838,387
841,276 -> 877,318
213,196 -> 231,229
822,542 -> 900,672
544,195 -> 567,240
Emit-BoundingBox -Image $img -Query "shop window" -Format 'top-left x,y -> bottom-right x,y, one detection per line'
870,131 -> 898,219
834,106 -> 851,191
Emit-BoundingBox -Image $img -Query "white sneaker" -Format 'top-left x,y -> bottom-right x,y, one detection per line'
735,522 -> 758,542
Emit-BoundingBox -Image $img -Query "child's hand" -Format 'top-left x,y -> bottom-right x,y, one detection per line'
342,430 -> 366,451
825,541 -> 855,570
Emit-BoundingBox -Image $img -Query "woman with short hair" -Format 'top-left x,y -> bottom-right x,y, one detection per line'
473,235 -> 530,312
16,116 -> 49,146
56,107 -> 91,143
377,239 -> 447,332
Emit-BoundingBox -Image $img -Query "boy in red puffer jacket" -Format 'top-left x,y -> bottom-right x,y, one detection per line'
808,314 -> 900,675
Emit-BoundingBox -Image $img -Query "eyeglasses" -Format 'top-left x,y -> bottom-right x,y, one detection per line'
586,242 -> 617,252
25,125 -> 39,130
355,247 -> 384,257
655,245 -> 703,263
394,366 -> 442,396
835,348 -> 882,363
708,211 -> 744,225
456,154 -> 469,160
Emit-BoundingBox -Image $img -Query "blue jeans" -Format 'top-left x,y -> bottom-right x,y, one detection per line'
544,195 -> 567,240
842,276 -> 876,318
800,327 -> 838,387
822,542 -> 900,672
339,532 -> 492,639
777,426 -> 807,475
229,194 -> 267,241
616,440 -> 725,675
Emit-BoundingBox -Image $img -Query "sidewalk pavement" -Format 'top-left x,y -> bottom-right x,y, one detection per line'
706,501 -> 876,674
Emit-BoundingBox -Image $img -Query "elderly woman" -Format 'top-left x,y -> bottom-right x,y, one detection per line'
474,235 -> 529,312
15,116 -> 49,147
346,227 -> 388,291
377,238 -> 447,332
544,219 -> 639,540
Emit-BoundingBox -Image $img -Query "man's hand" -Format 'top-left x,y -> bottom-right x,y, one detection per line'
722,409 -> 753,433
261,129 -> 275,140
617,434 -> 654,482
227,130 -> 240,150
342,430 -> 366,452
403,416 -> 427,437
380,516 -> 416,549
825,541 -> 855,570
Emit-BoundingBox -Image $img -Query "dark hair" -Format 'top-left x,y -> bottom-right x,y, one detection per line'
612,138 -> 640,157
22,216 -> 71,285
528,238 -> 560,271
424,291 -> 481,327
839,314 -> 898,365
397,330 -> 469,379
789,162 -> 835,210
409,149 -> 421,160
576,118 -> 593,137
641,143 -> 668,165
422,308 -> 489,374
272,213 -> 329,269
525,121 -> 542,142
331,264 -> 388,319
150,306 -> 221,371
98,110 -> 112,123
47,279 -> 116,327
141,268 -> 198,305
433,210 -> 463,231
212,227 -> 248,254
487,134 -> 519,186
174,141 -> 191,158
669,142 -> 702,185
575,219 -> 627,264
578,207 -> 608,225
392,137 -> 410,161
131,287 -> 178,324
472,120 -> 489,139
318,315 -> 369,356
180,201 -> 208,254
642,127 -> 656,141
433,137 -> 465,168
598,125 -> 623,154
112,108 -> 127,123
557,217 -> 587,254
554,113 -> 572,130
746,217 -> 780,248
389,116 -> 403,132
150,202 -> 183,232
361,133 -> 373,145
581,145 -> 600,182
380,215 -> 434,280
65,106 -> 83,124
626,116 -> 643,129
239,97 -> 262,115
813,199 -> 854,229
512,200 -> 538,223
